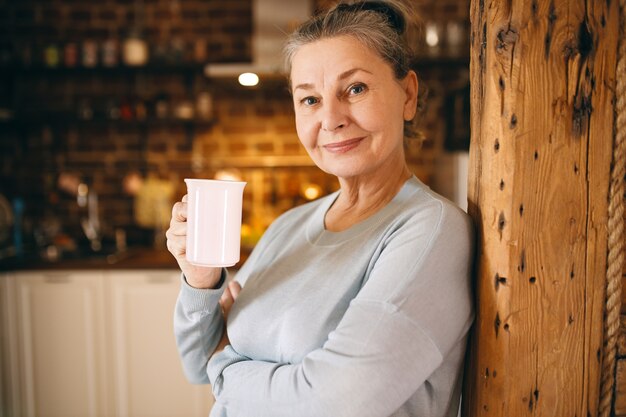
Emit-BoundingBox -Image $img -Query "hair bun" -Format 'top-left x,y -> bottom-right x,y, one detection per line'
337,1 -> 406,35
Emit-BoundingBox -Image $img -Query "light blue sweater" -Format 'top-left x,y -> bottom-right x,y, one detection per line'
174,176 -> 475,417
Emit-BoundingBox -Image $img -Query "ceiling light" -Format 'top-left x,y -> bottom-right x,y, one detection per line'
238,72 -> 259,87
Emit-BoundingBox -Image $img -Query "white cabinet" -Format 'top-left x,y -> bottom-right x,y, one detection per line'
106,270 -> 213,417
1,273 -> 21,417
2,269 -> 214,417
13,271 -> 109,417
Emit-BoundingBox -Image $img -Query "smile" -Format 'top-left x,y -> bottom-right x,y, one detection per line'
322,137 -> 365,154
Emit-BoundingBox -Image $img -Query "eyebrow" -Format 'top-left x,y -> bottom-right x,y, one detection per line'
292,67 -> 373,92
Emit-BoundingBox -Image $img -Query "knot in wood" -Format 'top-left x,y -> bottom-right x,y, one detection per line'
562,22 -> 595,63
577,21 -> 594,61
496,27 -> 519,53
572,91 -> 593,136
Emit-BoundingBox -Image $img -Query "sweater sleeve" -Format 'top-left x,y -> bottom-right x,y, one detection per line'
173,209 -> 294,386
206,204 -> 475,417
174,269 -> 228,384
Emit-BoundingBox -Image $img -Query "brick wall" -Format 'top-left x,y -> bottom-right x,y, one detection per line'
1,0 -> 251,63
0,0 -> 470,254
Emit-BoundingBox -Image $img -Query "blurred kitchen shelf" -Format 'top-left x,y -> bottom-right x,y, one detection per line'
205,54 -> 470,84
0,115 -> 215,129
207,155 -> 316,168
0,62 -> 207,76
1,61 -> 217,140
0,53 -> 469,78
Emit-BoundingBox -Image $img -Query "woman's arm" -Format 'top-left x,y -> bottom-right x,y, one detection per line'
168,191 -> 248,384
209,302 -> 454,417
206,206 -> 475,417
173,270 -> 228,384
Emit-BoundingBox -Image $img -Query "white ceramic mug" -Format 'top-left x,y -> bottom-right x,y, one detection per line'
184,179 -> 246,267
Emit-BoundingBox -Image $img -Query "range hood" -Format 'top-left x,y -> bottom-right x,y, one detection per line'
204,0 -> 313,79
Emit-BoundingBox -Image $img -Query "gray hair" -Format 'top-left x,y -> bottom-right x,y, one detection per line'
283,0 -> 425,141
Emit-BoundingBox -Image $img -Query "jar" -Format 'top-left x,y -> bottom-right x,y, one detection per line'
64,43 -> 78,67
82,40 -> 98,67
102,39 -> 119,67
155,94 -> 170,119
196,92 -> 213,119
44,44 -> 60,68
123,36 -> 148,66
174,99 -> 194,120
193,39 -> 207,63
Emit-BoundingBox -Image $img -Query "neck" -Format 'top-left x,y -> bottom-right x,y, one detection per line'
325,156 -> 412,232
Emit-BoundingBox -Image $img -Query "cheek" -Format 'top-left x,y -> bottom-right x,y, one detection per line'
295,114 -> 317,149
353,102 -> 386,133
366,99 -> 404,136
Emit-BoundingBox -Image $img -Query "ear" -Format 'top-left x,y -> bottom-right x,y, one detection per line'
402,70 -> 419,121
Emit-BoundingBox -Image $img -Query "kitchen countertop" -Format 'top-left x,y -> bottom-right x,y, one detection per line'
0,246 -> 251,271
0,248 -> 180,271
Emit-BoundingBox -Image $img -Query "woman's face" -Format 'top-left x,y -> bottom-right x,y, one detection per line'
290,35 -> 418,180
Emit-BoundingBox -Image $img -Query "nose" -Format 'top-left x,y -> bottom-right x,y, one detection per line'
321,97 -> 348,132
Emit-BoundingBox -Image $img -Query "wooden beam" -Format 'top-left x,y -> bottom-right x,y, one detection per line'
462,0 -> 618,415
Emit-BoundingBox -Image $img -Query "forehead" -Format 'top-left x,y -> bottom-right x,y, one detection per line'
290,35 -> 390,83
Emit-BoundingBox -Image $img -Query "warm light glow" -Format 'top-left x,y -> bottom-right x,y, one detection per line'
238,72 -> 259,86
302,183 -> 322,201
215,169 -> 243,182
77,183 -> 88,197
77,183 -> 89,207
240,223 -> 252,238
425,23 -> 440,47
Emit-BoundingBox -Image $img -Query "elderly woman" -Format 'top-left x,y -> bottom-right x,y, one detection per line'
166,1 -> 474,416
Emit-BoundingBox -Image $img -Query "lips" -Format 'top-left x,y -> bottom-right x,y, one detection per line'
322,137 -> 365,154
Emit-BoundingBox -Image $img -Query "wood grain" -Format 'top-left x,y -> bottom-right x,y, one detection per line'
615,359 -> 626,416
462,0 -> 618,415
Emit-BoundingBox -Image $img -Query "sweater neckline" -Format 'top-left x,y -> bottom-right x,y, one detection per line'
305,176 -> 425,246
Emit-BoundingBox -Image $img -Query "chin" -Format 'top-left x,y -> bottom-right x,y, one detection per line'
317,161 -> 373,180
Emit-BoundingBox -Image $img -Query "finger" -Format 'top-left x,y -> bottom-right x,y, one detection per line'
219,286 -> 230,304
167,219 -> 187,236
228,281 -> 242,300
220,287 -> 234,316
165,222 -> 187,243
171,201 -> 187,222
182,194 -> 188,203
166,235 -> 186,257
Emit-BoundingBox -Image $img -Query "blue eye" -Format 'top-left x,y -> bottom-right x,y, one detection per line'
301,96 -> 319,106
349,83 -> 366,95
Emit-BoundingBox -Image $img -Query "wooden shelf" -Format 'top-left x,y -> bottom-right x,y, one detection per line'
206,154 -> 316,168
0,62 -> 207,76
0,115 -> 215,128
0,53 -> 469,78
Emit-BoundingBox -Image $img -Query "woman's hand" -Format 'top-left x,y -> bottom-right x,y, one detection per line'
213,280 -> 242,355
220,280 -> 242,318
166,194 -> 223,289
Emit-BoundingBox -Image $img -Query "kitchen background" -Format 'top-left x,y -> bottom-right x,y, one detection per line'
0,0 -> 470,267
